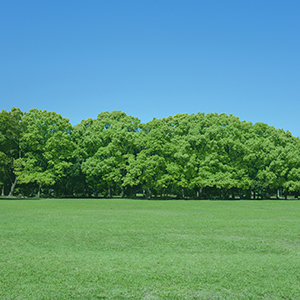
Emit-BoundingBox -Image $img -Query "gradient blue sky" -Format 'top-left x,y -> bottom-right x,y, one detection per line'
1,0 -> 300,137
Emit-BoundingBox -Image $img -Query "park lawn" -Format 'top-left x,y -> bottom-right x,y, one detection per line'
0,199 -> 300,299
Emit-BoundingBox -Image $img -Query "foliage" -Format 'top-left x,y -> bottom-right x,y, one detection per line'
15,109 -> 74,197
2,107 -> 300,198
0,107 -> 23,196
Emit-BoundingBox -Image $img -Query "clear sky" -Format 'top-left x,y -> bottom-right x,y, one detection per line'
1,0 -> 300,137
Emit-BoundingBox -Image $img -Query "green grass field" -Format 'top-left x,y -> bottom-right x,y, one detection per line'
0,199 -> 300,299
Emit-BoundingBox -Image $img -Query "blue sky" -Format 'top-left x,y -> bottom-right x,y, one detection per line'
1,0 -> 300,137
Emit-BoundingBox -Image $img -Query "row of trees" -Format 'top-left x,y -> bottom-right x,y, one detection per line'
1,108 -> 300,199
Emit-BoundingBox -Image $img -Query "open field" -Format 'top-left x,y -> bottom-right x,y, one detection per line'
0,199 -> 300,299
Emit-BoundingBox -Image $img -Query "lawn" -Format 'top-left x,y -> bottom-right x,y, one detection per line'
0,199 -> 300,299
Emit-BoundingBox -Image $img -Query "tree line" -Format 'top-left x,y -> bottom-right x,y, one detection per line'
1,108 -> 300,199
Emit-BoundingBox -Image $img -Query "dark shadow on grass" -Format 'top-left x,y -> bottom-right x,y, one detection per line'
1,196 -> 298,201
0,196 -> 44,201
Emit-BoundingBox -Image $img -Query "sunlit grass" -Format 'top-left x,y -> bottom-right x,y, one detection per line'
1,199 -> 300,299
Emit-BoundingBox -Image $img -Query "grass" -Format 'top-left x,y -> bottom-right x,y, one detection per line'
0,198 -> 300,299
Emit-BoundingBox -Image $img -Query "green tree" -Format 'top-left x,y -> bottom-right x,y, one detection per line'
80,111 -> 140,197
16,109 -> 74,197
0,108 -> 23,196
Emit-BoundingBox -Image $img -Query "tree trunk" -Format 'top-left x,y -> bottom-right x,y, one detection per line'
107,186 -> 111,198
121,186 -> 125,198
1,185 -> 4,196
147,188 -> 151,199
246,189 -> 251,200
132,186 -> 136,198
231,190 -> 235,200
277,188 -> 283,199
221,189 -> 224,200
8,149 -> 22,198
8,176 -> 17,197
37,183 -> 41,198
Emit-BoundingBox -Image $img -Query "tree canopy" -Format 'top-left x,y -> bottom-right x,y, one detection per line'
1,108 -> 299,199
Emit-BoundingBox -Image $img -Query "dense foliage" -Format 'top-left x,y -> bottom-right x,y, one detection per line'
1,108 -> 300,199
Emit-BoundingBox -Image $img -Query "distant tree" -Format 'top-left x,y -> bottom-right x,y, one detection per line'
2,107 -> 299,199
15,109 -> 74,197
80,111 -> 140,197
0,108 -> 23,196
